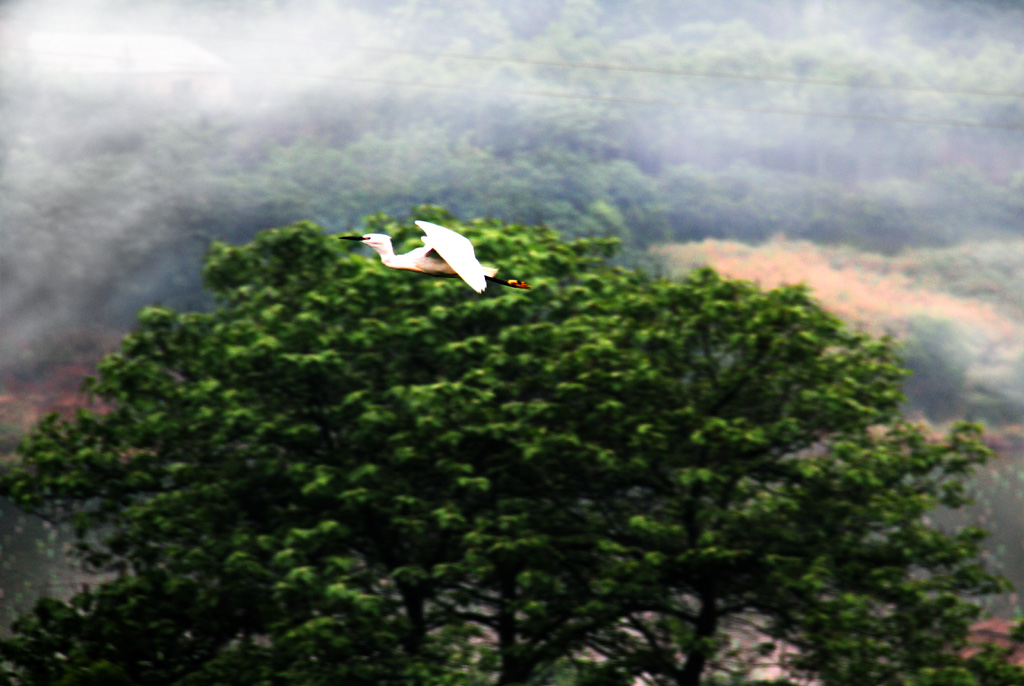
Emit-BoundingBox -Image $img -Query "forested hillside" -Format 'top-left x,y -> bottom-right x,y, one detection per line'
2,0 -> 1023,340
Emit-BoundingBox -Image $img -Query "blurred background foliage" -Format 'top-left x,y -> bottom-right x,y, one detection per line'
3,0 -> 1024,331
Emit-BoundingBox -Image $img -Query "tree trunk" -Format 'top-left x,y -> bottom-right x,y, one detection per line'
496,570 -> 534,685
677,583 -> 718,686
398,582 -> 426,655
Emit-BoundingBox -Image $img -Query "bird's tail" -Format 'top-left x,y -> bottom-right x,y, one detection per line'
483,266 -> 530,289
485,275 -> 531,289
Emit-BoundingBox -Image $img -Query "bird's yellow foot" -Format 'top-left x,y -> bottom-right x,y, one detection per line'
508,280 -> 531,289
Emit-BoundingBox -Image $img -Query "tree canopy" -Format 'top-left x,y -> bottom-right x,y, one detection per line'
0,209 -> 1018,686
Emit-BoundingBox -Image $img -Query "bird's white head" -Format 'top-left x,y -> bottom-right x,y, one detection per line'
339,232 -> 394,256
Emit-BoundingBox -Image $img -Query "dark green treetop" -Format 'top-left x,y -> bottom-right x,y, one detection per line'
0,208 -> 1016,686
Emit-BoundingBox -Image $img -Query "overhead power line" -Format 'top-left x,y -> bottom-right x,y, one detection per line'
12,29 -> 1024,100
193,33 -> 1024,100
9,43 -> 1024,130
347,45 -> 1024,100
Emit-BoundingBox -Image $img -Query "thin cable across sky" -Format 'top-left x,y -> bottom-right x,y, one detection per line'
9,36 -> 1024,130
345,44 -> 1024,100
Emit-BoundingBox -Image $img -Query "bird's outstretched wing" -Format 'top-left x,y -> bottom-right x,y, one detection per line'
415,220 -> 487,293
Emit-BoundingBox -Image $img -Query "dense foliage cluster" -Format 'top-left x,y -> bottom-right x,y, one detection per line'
0,211 -> 1018,685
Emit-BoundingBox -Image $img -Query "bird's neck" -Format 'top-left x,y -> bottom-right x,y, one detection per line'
367,243 -> 396,260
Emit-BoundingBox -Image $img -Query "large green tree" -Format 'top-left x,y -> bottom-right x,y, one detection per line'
0,209 -> 1016,685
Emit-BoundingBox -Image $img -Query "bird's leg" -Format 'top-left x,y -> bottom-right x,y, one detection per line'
485,275 -> 531,289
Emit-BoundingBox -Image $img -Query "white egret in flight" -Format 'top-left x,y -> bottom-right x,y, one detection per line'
340,220 -> 530,293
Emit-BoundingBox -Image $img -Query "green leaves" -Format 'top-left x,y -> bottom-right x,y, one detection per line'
0,210 -> 1014,686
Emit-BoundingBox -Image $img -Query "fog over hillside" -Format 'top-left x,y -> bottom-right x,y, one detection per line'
2,0 -> 1023,351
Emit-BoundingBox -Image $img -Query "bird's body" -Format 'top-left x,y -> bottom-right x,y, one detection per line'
340,221 -> 529,293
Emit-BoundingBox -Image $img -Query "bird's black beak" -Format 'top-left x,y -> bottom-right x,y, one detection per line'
339,235 -> 366,241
